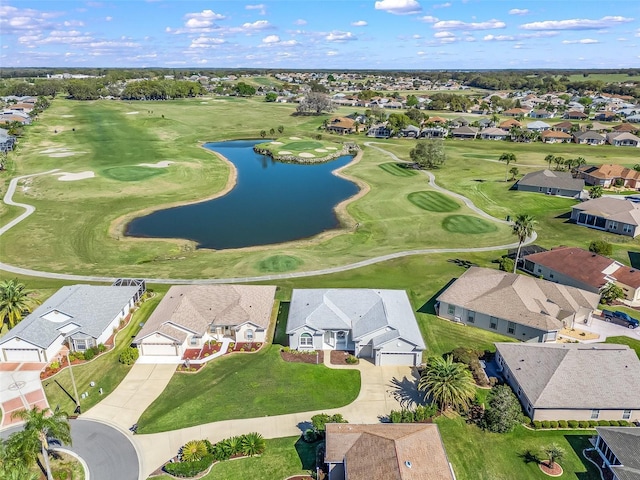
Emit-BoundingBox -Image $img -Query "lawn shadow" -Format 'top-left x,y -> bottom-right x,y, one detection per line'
628,251 -> 640,269
387,369 -> 423,409
296,420 -> 313,433
273,301 -> 290,346
517,449 -> 540,465
294,437 -> 321,471
564,434 -> 601,480
554,211 -> 573,222
418,279 -> 457,315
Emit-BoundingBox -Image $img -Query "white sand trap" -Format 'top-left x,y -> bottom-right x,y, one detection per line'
54,171 -> 95,181
325,147 -> 338,150
40,147 -> 68,154
200,102 -> 209,104
61,115 -> 75,118
315,148 -> 328,153
49,152 -> 78,158
289,136 -> 301,140
137,161 -> 174,168
270,141 -> 284,145
278,151 -> 293,155
126,111 -> 139,115
299,152 -> 315,158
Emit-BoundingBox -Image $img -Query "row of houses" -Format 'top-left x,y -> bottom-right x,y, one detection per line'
0,96 -> 37,126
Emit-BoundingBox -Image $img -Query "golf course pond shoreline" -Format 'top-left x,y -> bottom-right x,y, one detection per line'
252,142 -> 360,164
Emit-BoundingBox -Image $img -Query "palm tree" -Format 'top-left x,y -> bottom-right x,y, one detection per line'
12,406 -> 72,480
509,166 -> 519,181
511,214 -> 536,273
590,185 -> 604,199
542,443 -> 565,468
553,156 -> 565,171
240,432 -> 266,456
0,279 -> 40,329
544,154 -> 555,170
418,356 -> 476,412
2,430 -> 39,475
499,153 -> 516,181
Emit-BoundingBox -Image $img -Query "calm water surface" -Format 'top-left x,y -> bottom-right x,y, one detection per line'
125,140 -> 359,249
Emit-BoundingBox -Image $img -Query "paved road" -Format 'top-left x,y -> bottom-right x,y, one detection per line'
1,418 -> 140,480
0,147 -> 534,284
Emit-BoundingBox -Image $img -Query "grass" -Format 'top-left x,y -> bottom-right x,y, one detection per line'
436,415 -> 600,480
604,336 -> 640,358
43,292 -> 164,414
101,166 -> 167,182
148,436 -> 318,480
442,215 -> 497,234
408,191 -> 460,212
136,345 -> 360,434
257,255 -> 304,273
379,162 -> 417,177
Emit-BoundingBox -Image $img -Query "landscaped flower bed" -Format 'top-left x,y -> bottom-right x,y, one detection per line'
227,342 -> 263,354
330,350 -> 359,365
280,347 -> 324,364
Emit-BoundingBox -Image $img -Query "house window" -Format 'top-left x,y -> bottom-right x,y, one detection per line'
190,336 -> 198,346
623,224 -> 633,233
591,409 -> 600,420
537,268 -> 542,274
245,329 -> 254,341
623,410 -> 631,420
549,274 -> 554,279
508,322 -> 516,335
609,221 -> 618,230
75,339 -> 86,351
300,333 -> 313,347
490,317 -> 498,330
448,305 -> 455,315
467,312 -> 475,323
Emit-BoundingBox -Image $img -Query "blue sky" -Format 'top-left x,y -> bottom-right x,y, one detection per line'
1,0 -> 639,69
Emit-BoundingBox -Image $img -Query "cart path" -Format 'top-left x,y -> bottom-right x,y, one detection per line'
0,152 -> 535,284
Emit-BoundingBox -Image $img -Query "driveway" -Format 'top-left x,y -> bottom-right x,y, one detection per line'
579,316 -> 640,342
0,362 -> 48,429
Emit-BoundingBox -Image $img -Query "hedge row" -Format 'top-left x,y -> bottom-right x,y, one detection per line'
164,454 -> 214,478
531,419 -> 631,429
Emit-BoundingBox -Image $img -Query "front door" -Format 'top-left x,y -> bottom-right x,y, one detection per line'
336,331 -> 347,349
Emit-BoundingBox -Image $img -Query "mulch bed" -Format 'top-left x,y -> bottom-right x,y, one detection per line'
539,461 -> 563,477
585,449 -> 614,480
227,342 -> 263,353
285,476 -> 314,480
330,350 -> 358,365
176,363 -> 205,373
280,350 -> 324,364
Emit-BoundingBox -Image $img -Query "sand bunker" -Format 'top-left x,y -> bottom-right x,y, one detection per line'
270,141 -> 284,145
49,152 -> 78,158
325,147 -> 338,150
289,136 -> 301,140
61,115 -> 75,118
40,147 -> 82,158
54,171 -> 95,181
126,111 -> 139,115
315,148 -> 328,153
200,102 -> 208,104
278,151 -> 293,155
299,152 -> 315,158
137,161 -> 174,168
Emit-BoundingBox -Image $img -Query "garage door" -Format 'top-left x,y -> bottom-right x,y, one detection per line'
3,348 -> 41,362
140,344 -> 178,356
378,352 -> 417,366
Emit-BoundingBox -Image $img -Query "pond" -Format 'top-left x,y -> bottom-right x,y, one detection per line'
125,140 -> 359,249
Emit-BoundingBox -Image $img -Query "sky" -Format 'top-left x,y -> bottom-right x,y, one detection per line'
1,0 -> 639,70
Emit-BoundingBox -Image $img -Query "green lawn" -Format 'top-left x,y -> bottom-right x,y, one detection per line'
379,162 -> 418,177
43,292 -> 164,414
148,436 -> 318,480
408,191 -> 460,212
437,416 -> 600,480
136,345 -> 360,434
604,335 -> 640,358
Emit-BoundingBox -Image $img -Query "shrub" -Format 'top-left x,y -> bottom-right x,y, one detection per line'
401,410 -> 415,423
345,354 -> 359,364
164,454 -> 213,478
281,347 -> 291,353
499,257 -> 514,272
389,410 -> 403,423
415,404 -> 437,421
240,432 -> 266,456
49,361 -> 60,370
609,420 -> 620,427
533,420 -> 542,429
98,343 -> 107,353
598,420 -> 610,426
119,347 -> 139,365
212,442 -> 231,462
240,348 -> 245,352
251,348 -> 256,352
311,413 -> 348,435
303,429 -> 319,443
618,420 -> 629,427
558,420 -> 568,428
588,420 -> 598,428
549,421 -> 558,429
180,440 -> 208,462
523,416 -> 532,426
579,421 -> 590,428
83,347 -> 97,361
589,240 -> 613,256
568,420 -> 579,428
203,439 -> 214,455
483,385 -> 523,433
541,420 -> 551,429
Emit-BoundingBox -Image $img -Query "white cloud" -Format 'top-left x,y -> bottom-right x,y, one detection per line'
433,2 -> 451,7
0,5 -> 59,34
181,9 -> 225,31
189,36 -> 226,48
464,36 -> 476,42
509,9 -> 529,15
374,0 -> 422,16
636,28 -> 640,37
326,50 -> 339,56
262,34 -> 280,43
412,34 -> 422,39
520,16 -> 634,31
484,31 -> 558,41
241,20 -> 271,30
105,16 -> 112,21
245,4 -> 266,15
483,34 -> 515,41
326,31 -> 357,42
418,15 -> 439,23
434,31 -> 454,38
351,20 -> 368,26
433,19 -> 506,30
63,20 -> 84,27
562,38 -> 599,44
294,19 -> 307,25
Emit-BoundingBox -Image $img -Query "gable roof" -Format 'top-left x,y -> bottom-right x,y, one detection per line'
541,130 -> 572,139
596,427 -> 640,480
325,423 -> 454,480
436,267 -> 600,331
575,131 -> 606,141
572,197 -> 640,227
527,120 -> 551,129
517,170 -> 584,192
499,118 -> 523,128
480,127 -> 509,136
579,164 -> 640,181
286,289 -> 425,350
134,285 -> 276,343
0,285 -> 139,349
496,343 -> 640,409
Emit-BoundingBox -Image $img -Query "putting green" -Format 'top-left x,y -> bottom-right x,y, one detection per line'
379,162 -> 417,177
257,255 -> 303,273
408,191 -> 460,212
442,215 -> 497,234
101,166 -> 167,182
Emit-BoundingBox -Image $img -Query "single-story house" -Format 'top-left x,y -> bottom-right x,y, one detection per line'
0,128 -> 16,152
400,125 -> 420,138
286,289 -> 426,366
526,121 -> 551,132
552,121 -> 576,133
436,267 -> 599,342
325,423 -> 455,480
479,127 -> 509,140
595,112 -> 618,122
450,125 -> 478,139
565,110 -> 588,120
503,108 -> 530,117
594,427 -> 640,480
613,122 -> 639,133
495,342 -> 640,421
0,283 -> 144,363
420,126 -> 447,138
578,164 -> 640,188
571,197 -> 640,238
515,169 -> 584,198
427,116 -> 448,124
574,131 -> 606,145
627,114 -> 640,123
326,117 -> 356,135
607,132 -> 640,147
530,109 -> 555,119
522,246 -> 640,304
540,130 -> 572,143
499,118 -> 523,129
367,124 -> 391,138
133,285 -> 276,361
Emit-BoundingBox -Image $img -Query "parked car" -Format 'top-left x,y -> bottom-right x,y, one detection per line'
601,309 -> 640,329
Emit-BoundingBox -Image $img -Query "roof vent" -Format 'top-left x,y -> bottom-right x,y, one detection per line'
405,461 -> 412,469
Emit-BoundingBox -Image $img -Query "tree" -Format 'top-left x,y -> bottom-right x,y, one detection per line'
265,92 -> 277,102
634,164 -> 640,172
511,214 -> 536,273
544,154 -> 555,170
12,406 -> 72,480
269,128 -> 275,136
234,82 -> 256,97
260,130 -> 266,138
499,153 -> 516,181
509,167 -> 519,181
553,156 -> 566,171
387,113 -> 411,133
410,140 -> 446,169
482,385 -> 523,433
296,92 -> 334,115
0,279 -> 40,329
418,356 -> 476,412
311,413 -> 348,436
406,94 -> 419,107
542,443 -> 565,468
277,125 -> 284,134
588,240 -> 612,256
600,282 -> 624,305
590,185 -> 604,199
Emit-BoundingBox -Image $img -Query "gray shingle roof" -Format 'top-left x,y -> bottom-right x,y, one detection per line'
497,343 -> 640,409
573,197 -> 640,227
0,285 -> 139,349
286,289 -> 426,349
596,427 -> 640,480
517,169 -> 584,192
